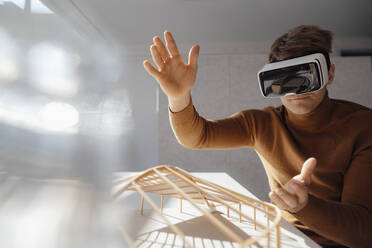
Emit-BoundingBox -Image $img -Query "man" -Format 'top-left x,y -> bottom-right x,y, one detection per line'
143,25 -> 372,247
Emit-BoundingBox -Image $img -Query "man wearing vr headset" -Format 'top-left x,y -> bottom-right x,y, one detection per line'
143,25 -> 372,247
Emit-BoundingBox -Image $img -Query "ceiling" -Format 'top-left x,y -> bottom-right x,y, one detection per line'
1,0 -> 371,54
66,0 -> 372,46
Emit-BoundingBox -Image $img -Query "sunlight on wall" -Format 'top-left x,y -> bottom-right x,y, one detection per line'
40,102 -> 79,131
0,0 -> 53,14
0,0 -> 24,8
28,42 -> 79,97
0,99 -> 79,134
0,29 -> 19,82
31,0 -> 53,14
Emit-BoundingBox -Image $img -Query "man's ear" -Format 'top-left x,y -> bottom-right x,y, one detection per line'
327,64 -> 335,85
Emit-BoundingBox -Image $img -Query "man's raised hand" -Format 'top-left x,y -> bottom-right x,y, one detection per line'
269,157 -> 317,213
143,31 -> 200,112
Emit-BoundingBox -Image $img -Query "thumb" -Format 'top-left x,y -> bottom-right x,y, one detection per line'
300,157 -> 317,185
188,45 -> 200,70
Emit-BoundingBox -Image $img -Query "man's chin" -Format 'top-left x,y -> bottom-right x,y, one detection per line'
285,104 -> 314,115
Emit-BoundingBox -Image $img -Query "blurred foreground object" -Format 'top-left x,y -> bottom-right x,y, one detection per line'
0,128 -> 124,248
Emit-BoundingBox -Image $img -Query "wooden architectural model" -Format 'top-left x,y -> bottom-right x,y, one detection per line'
113,165 -> 282,247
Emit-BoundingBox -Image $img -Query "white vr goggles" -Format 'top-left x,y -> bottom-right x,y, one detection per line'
257,53 -> 329,97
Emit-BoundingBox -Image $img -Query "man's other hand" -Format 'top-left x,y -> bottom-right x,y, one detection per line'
269,157 -> 317,213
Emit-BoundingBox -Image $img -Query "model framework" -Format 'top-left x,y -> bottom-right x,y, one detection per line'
113,165 -> 282,248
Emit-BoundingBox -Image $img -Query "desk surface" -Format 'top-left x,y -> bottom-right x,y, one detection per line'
114,172 -> 321,248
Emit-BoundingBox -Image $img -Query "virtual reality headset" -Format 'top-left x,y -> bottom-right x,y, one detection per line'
257,53 -> 329,97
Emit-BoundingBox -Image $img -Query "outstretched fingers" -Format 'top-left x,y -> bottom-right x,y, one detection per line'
188,45 -> 200,70
143,60 -> 161,79
150,45 -> 165,70
164,30 -> 180,57
153,36 -> 169,62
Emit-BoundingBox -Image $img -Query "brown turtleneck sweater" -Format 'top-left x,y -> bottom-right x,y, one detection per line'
169,94 -> 372,247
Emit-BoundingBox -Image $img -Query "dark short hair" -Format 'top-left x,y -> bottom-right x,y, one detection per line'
269,25 -> 333,70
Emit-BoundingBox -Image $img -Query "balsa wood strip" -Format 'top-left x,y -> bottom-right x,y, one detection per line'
133,182 -> 193,248
127,179 -> 184,191
184,170 -> 277,217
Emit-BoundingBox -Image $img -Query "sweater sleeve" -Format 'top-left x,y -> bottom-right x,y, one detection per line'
293,145 -> 372,247
169,100 -> 256,149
